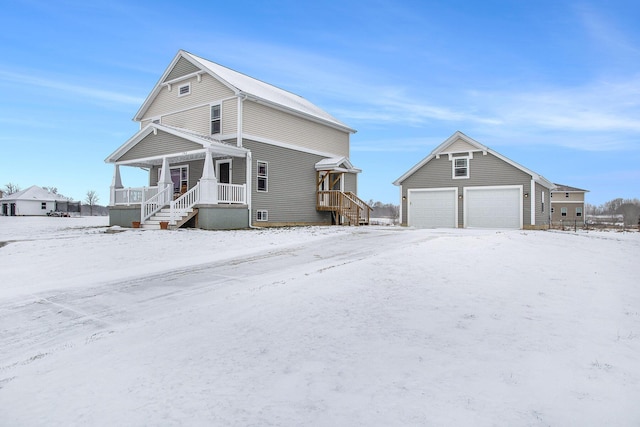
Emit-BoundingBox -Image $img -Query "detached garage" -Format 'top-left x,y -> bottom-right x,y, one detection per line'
394,131 -> 554,229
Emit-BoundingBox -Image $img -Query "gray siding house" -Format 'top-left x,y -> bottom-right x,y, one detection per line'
393,131 -> 555,229
106,50 -> 370,229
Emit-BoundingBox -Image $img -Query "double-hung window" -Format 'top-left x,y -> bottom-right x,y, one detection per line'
453,157 -> 469,179
561,207 -> 567,217
211,104 -> 221,134
576,207 -> 583,217
257,161 -> 268,192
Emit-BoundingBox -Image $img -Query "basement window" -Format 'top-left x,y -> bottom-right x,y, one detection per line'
256,210 -> 268,221
178,83 -> 191,97
453,157 -> 469,179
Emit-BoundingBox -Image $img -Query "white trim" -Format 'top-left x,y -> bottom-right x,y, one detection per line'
393,131 -> 555,189
399,185 -> 404,225
210,103 -> 221,135
256,210 -> 268,221
105,123 -> 248,163
158,164 -> 189,193
550,200 -> 584,204
215,158 -> 232,184
407,187 -> 458,228
242,132 -> 347,162
452,157 -> 470,179
256,160 -> 268,192
162,70 -> 205,87
463,185 -> 523,229
530,179 -> 536,226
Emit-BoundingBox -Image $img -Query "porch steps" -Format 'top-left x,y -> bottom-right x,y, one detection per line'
141,208 -> 198,230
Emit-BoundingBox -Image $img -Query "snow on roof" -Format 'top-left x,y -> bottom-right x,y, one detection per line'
131,50 -> 352,134
2,185 -> 71,201
553,184 -> 589,192
182,51 -> 354,132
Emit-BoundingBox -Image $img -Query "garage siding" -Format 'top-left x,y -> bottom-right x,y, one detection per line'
400,152 -> 533,226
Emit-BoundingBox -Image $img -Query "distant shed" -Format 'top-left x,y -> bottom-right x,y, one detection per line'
1,185 -> 78,216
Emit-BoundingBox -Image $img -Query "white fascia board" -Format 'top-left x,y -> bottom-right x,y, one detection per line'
243,93 -> 356,134
393,154 -> 435,186
133,50 -> 241,122
243,133 -> 338,159
105,124 -> 155,163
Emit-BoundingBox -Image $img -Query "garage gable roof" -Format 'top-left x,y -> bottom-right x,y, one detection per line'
393,131 -> 555,189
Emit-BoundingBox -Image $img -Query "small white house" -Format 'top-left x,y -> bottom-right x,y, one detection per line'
1,185 -> 72,216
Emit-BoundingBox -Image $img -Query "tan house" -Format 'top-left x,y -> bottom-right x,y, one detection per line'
550,184 -> 588,226
393,131 -> 555,229
106,50 -> 370,229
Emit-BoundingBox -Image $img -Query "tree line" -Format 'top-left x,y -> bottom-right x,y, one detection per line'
586,197 -> 640,227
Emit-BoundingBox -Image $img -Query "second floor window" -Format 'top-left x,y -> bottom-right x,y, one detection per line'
211,104 -> 221,134
453,158 -> 468,178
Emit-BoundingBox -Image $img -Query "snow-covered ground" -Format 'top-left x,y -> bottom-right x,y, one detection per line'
1,216 -> 639,426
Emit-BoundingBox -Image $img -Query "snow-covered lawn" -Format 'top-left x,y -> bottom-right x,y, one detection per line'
1,216 -> 639,426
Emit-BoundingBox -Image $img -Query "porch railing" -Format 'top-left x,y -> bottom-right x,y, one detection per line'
114,186 -> 158,205
218,183 -> 246,204
169,183 -> 200,223
142,185 -> 171,223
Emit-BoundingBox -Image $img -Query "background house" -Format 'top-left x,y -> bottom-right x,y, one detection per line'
551,184 -> 588,226
106,50 -> 369,229
393,131 -> 554,229
1,185 -> 76,216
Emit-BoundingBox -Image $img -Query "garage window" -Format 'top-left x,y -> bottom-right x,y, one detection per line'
453,158 -> 469,179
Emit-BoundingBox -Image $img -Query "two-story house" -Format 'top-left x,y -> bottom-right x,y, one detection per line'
106,50 -> 370,229
550,184 -> 588,226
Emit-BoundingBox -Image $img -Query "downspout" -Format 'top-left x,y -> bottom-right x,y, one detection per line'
246,151 -> 254,228
530,179 -> 536,227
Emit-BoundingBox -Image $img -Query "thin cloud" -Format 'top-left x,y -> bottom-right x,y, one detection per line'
0,69 -> 144,105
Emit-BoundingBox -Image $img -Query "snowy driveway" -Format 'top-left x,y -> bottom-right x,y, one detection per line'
1,217 -> 639,426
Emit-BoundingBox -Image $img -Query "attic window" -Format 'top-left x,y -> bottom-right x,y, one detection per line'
453,158 -> 469,179
178,83 -> 191,97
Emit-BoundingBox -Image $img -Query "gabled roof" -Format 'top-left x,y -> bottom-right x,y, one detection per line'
134,50 -> 355,133
393,131 -> 555,189
2,185 -> 71,202
315,157 -> 361,173
105,123 -> 248,164
553,184 -> 589,193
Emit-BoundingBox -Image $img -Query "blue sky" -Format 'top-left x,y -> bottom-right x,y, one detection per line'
1,0 -> 639,206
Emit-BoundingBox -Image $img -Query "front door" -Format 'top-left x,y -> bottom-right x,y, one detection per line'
216,159 -> 231,184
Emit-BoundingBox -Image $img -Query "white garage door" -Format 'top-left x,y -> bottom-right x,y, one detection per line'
408,188 -> 457,228
465,186 -> 521,229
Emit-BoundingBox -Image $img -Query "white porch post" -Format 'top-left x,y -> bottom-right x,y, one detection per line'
109,164 -> 123,206
199,149 -> 219,204
158,156 -> 173,204
246,151 -> 252,226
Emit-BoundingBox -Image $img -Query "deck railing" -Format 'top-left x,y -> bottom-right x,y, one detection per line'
316,190 -> 372,225
114,186 -> 158,205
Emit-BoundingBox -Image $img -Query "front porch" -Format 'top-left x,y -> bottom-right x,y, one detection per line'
107,124 -> 251,229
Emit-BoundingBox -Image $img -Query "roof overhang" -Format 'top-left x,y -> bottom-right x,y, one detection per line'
393,131 -> 555,189
105,123 -> 248,166
315,156 -> 361,173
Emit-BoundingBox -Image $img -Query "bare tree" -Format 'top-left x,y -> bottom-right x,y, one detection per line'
42,186 -> 58,194
619,202 -> 640,230
3,182 -> 21,195
85,190 -> 99,216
